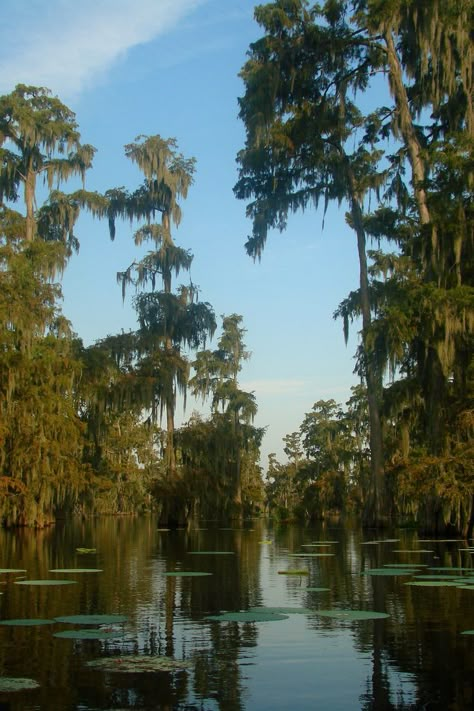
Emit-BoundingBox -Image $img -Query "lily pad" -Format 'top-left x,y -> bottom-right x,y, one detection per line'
429,567 -> 474,572
76,548 -> 96,554
259,540 -> 272,545
405,581 -> 460,587
49,568 -> 103,573
384,563 -> 428,568
460,630 -> 474,635
0,618 -> 56,626
0,568 -> 27,573
289,553 -> 335,557
54,628 -> 124,640
315,609 -> 389,620
392,549 -> 434,553
0,677 -> 40,691
306,586 -> 330,591
457,585 -> 474,590
362,568 -> 415,576
278,569 -> 309,575
15,579 -> 77,586
205,611 -> 289,622
414,574 -> 461,580
163,571 -> 212,577
54,614 -> 128,625
86,655 -> 192,673
249,606 -> 312,615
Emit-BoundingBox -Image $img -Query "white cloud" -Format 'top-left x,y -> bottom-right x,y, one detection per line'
0,0 -> 207,99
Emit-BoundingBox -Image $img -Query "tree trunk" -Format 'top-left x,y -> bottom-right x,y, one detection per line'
383,28 -> 436,278
24,168 -> 36,242
346,163 -> 387,527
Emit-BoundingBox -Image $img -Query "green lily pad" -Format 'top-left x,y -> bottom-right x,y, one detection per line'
86,655 -> 192,673
392,550 -> 434,553
429,567 -> 473,572
76,548 -> 96,554
54,628 -> 124,640
15,579 -> 77,586
315,609 -> 389,620
0,677 -> 40,691
289,553 -> 335,557
49,568 -> 103,573
259,540 -> 272,544
187,551 -> 234,555
362,568 -> 415,576
414,575 -> 461,580
205,611 -> 289,622
384,563 -> 428,568
278,569 -> 309,575
0,568 -> 27,573
361,541 -> 382,545
163,571 -> 212,577
54,614 -> 128,625
306,586 -> 330,591
249,606 -> 312,615
460,630 -> 474,635
405,581 -> 460,587
0,619 -> 56,626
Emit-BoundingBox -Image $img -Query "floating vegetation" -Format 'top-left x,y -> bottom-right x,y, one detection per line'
0,677 -> 40,691
0,568 -> 27,573
392,550 -> 434,553
289,553 -> 335,557
362,568 -> 415,576
54,628 -> 125,640
0,619 -> 56,626
306,586 -> 330,592
405,581 -> 460,587
163,571 -> 212,577
15,580 -> 77,586
49,568 -> 103,573
259,540 -> 272,545
414,575 -> 461,580
277,569 -> 309,575
384,563 -> 428,568
460,630 -> 474,635
205,611 -> 289,622
361,541 -> 382,545
76,548 -> 96,554
187,551 -> 234,555
86,656 -> 192,673
156,529 -> 170,532
54,615 -> 128,625
429,567 -> 473,572
315,609 -> 389,621
248,606 -> 312,615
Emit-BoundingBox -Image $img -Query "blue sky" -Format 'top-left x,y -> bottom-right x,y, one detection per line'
1,0 -> 362,465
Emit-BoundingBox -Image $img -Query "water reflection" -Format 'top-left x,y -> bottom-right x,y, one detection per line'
0,518 -> 472,710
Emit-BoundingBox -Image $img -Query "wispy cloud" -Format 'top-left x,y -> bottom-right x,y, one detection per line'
0,0 -> 207,99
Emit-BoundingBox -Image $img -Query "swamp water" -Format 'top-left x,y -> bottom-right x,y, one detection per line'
0,516 -> 473,710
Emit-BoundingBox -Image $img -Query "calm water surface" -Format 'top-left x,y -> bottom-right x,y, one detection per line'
0,516 -> 473,710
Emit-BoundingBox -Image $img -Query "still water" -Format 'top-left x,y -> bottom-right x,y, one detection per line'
0,516 -> 473,710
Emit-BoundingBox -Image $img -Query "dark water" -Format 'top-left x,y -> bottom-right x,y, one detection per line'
0,516 -> 473,710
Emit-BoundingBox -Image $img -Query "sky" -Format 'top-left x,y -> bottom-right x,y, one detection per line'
1,0 -> 362,465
